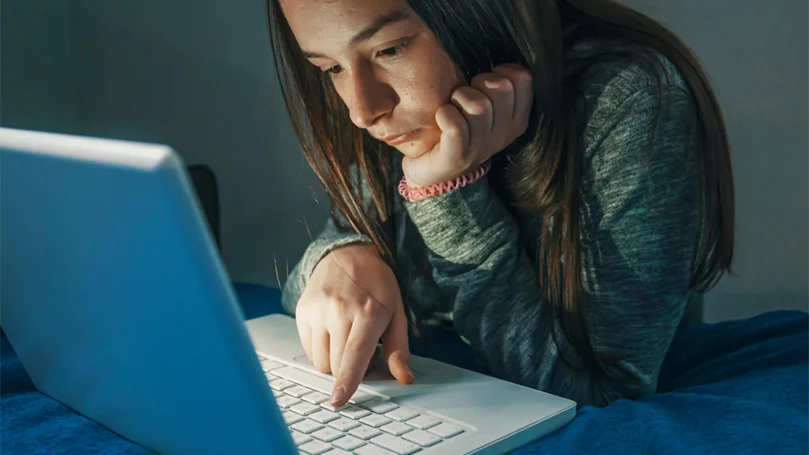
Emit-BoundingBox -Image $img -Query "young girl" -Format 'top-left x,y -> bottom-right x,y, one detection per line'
270,0 -> 735,409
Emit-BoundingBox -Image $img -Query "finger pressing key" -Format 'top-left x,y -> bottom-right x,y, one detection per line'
331,314 -> 388,407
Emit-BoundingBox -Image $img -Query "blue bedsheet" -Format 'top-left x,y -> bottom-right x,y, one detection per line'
2,284 -> 807,454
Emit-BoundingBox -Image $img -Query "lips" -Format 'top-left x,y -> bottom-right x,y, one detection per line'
378,129 -> 420,146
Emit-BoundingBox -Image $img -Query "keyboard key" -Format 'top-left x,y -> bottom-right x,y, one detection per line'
260,359 -> 284,371
290,402 -> 321,416
290,420 -> 324,434
272,366 -> 377,404
403,429 -> 441,447
349,390 -> 375,404
349,424 -> 383,440
282,411 -> 304,425
308,409 -> 340,424
328,450 -> 353,455
298,439 -> 331,454
370,433 -> 421,455
360,414 -> 392,428
332,434 -> 366,451
355,445 -> 396,455
275,395 -> 300,409
380,421 -> 413,436
285,385 -> 315,398
328,417 -> 361,432
340,405 -> 372,420
320,402 -> 349,412
385,407 -> 419,422
429,422 -> 463,438
311,426 -> 343,442
301,391 -> 330,404
269,378 -> 294,391
290,431 -> 311,446
257,352 -> 269,360
362,398 -> 399,414
406,414 -> 440,430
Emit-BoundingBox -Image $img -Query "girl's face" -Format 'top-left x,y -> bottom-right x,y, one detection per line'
281,0 -> 464,158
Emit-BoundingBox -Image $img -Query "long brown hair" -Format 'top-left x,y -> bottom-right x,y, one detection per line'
267,0 -> 734,376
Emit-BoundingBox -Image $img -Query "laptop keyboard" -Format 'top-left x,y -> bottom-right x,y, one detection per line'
257,353 -> 465,454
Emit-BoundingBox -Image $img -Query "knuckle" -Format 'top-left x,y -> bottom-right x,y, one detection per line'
470,73 -> 488,87
456,86 -> 484,104
512,66 -> 532,80
515,73 -> 534,91
358,299 -> 387,319
466,98 -> 491,116
326,295 -> 350,314
479,73 -> 512,92
495,65 -> 532,85
471,73 -> 497,89
345,338 -> 365,354
455,85 -> 477,97
495,76 -> 514,94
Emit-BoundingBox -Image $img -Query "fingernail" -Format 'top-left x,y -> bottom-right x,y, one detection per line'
330,386 -> 346,405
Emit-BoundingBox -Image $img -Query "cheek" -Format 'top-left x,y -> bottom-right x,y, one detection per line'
398,42 -> 462,111
415,69 -> 459,109
398,67 -> 460,126
391,71 -> 460,157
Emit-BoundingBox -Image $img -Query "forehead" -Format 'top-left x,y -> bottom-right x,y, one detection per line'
280,0 -> 411,50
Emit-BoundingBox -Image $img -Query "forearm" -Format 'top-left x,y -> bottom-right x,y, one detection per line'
404,178 -> 689,407
403,181 -> 559,389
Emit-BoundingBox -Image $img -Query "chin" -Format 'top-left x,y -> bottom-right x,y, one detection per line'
394,140 -> 434,159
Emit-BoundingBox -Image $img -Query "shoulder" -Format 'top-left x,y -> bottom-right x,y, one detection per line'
564,38 -> 699,168
566,37 -> 692,116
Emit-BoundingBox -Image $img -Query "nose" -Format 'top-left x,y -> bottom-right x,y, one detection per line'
344,65 -> 397,129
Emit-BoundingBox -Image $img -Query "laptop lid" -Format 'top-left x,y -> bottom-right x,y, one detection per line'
0,128 -> 296,455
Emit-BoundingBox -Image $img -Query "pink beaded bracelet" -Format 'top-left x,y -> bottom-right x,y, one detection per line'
398,160 -> 492,202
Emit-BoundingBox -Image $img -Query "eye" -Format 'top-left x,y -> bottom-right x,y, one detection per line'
324,65 -> 343,75
377,42 -> 406,58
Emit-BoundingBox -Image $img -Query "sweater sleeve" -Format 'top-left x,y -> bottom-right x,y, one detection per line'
403,75 -> 698,406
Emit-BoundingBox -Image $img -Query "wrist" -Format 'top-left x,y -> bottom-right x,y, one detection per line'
399,160 -> 492,203
314,241 -> 374,273
327,243 -> 378,263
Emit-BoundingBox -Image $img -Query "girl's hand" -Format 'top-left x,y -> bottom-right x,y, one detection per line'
294,244 -> 413,408
402,64 -> 534,188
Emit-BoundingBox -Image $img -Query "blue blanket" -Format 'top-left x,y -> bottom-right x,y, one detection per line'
3,284 -> 807,454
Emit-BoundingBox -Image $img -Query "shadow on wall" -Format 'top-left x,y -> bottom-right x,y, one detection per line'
68,7 -> 329,288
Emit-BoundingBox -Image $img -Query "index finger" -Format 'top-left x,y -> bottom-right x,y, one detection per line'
330,313 -> 388,407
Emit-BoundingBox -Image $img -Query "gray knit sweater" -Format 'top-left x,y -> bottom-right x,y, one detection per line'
282,40 -> 701,407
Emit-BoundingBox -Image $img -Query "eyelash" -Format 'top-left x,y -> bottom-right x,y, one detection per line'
323,40 -> 409,76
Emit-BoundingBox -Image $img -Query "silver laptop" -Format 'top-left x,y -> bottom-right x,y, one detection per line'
0,127 -> 576,455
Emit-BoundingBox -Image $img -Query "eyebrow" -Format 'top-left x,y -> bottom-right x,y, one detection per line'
302,9 -> 410,59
